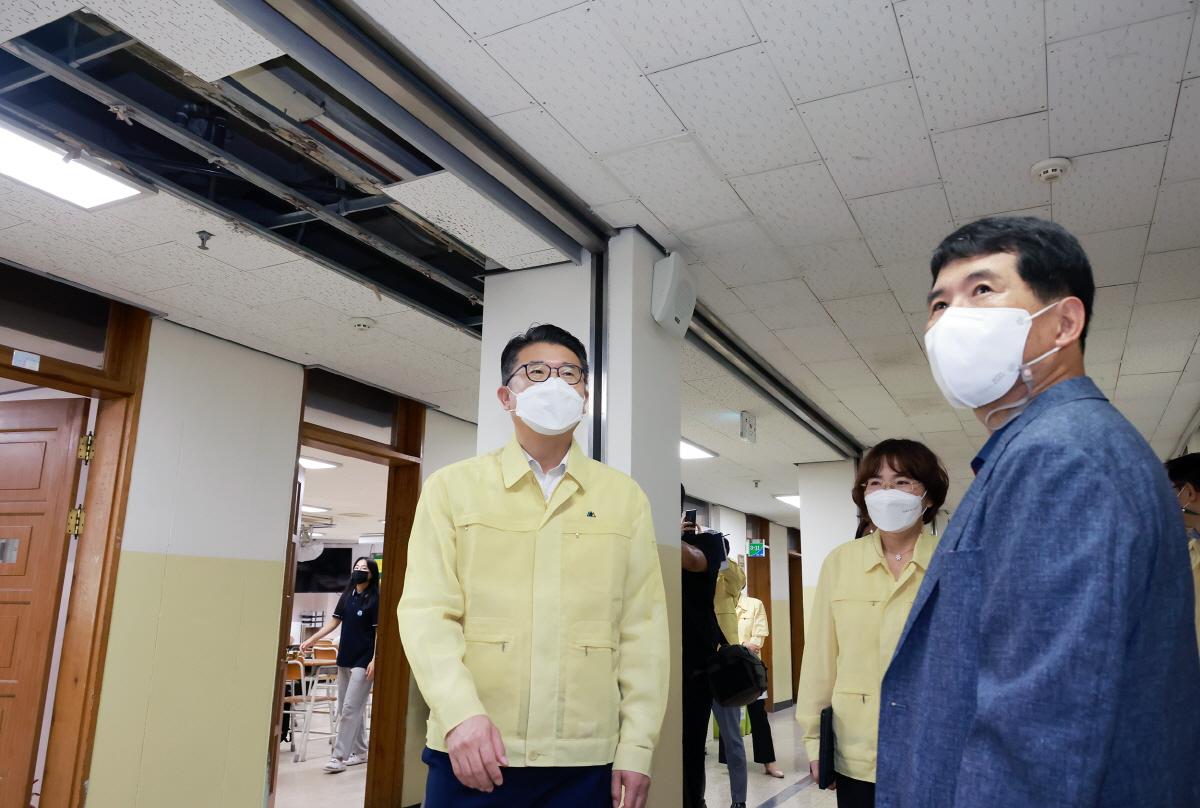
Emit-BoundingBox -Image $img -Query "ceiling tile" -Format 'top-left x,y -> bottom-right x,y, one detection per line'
854,333 -> 926,369
1163,79 -> 1200,183
774,322 -> 860,363
481,4 -> 682,153
688,263 -> 748,315
599,0 -> 760,73
1121,340 -> 1196,373
705,245 -> 796,287
1114,370 -> 1181,401
807,356 -> 879,390
88,0 -> 282,82
1045,0 -> 1193,42
796,245 -> 889,301
731,278 -> 825,318
249,259 -> 412,317
849,184 -> 954,264
1129,299 -> 1200,343
1189,14 -> 1200,78
824,293 -> 912,339
118,240 -> 234,293
742,0 -> 910,102
1148,179 -> 1200,252
602,136 -> 749,231
0,0 -> 79,41
883,261 -> 933,313
1089,361 -> 1122,388
1052,143 -> 1166,233
1085,328 -> 1128,363
348,0 -> 534,116
1048,13 -> 1191,155
933,113 -> 1051,219
876,362 -> 940,397
653,47 -> 819,177
910,411 -> 964,432
1078,226 -> 1149,286
800,80 -> 940,199
591,198 -> 673,245
492,107 -> 629,204
731,162 -> 861,247
383,172 -> 567,267
1136,248 -> 1200,304
436,0 -> 580,38
1091,284 -> 1136,330
897,0 -> 1047,131
717,311 -> 789,356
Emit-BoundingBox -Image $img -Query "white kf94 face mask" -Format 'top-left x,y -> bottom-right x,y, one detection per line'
509,377 -> 585,436
924,302 -> 1061,410
865,489 -> 924,533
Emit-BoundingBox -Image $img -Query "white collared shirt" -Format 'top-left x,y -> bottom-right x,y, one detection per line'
524,450 -> 568,501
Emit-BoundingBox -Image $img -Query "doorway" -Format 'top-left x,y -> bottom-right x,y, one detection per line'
267,369 -> 425,808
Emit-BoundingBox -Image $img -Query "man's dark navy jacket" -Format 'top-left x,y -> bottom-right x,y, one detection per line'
876,376 -> 1200,807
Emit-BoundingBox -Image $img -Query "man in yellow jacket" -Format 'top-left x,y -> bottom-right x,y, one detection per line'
398,324 -> 668,808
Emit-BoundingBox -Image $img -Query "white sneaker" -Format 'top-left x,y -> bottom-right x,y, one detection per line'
345,754 -> 367,766
323,757 -> 346,773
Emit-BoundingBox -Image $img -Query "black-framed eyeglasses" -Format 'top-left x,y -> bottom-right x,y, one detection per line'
505,361 -> 585,385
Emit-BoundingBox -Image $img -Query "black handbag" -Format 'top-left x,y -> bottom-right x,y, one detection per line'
706,642 -> 768,707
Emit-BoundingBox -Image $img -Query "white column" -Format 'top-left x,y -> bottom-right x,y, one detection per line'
605,228 -> 684,807
475,259 -> 595,453
767,520 -> 793,703
796,460 -> 859,623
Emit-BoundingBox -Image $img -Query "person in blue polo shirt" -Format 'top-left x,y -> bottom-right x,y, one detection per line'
302,556 -> 380,773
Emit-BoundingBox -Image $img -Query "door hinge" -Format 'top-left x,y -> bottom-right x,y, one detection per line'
67,506 -> 85,538
78,431 -> 96,464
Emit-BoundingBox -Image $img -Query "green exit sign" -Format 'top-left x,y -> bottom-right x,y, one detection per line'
748,541 -> 766,558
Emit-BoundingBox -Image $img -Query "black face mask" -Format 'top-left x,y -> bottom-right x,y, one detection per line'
351,570 -> 369,585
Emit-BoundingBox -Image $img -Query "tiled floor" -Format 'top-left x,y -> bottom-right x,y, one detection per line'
274,705 -> 834,807
702,705 -> 836,808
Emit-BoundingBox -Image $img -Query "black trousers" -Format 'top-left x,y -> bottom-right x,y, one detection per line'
834,773 -> 875,808
717,699 -> 776,765
682,670 -> 712,808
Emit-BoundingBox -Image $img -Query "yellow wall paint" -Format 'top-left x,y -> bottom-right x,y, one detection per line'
88,552 -> 285,808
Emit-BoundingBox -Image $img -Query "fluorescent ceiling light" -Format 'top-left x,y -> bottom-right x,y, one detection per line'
775,495 -> 802,508
358,533 -> 384,544
680,439 -> 717,460
309,532 -> 326,539
299,456 -> 341,470
0,119 -> 144,209
301,505 -> 331,514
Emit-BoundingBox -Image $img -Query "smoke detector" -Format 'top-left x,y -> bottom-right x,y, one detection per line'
349,317 -> 376,332
1031,157 -> 1071,183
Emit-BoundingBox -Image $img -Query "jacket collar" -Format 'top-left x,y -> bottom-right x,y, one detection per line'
501,435 -> 591,491
863,529 -> 937,572
972,375 -> 1106,488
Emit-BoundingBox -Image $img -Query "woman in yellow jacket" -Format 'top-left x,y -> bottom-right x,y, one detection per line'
796,438 -> 948,808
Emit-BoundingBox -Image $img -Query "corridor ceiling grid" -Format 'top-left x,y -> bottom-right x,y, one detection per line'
1,1 -> 1199,514
358,0 -> 1200,507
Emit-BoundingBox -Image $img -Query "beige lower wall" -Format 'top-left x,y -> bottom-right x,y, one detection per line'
769,598 -> 793,704
88,552 -> 286,808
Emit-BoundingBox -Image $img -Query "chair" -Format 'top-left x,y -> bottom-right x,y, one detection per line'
281,654 -> 338,762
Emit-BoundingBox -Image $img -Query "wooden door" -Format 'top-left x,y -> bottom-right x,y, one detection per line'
788,552 -> 805,701
745,554 -> 773,708
0,399 -> 86,808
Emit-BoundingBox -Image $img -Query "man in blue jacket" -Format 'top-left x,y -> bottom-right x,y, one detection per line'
875,216 -> 1200,807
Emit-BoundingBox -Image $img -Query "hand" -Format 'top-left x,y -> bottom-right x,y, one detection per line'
745,642 -> 762,656
299,639 -> 314,654
446,715 -> 507,792
809,760 -> 836,790
611,770 -> 650,808
366,660 -> 375,681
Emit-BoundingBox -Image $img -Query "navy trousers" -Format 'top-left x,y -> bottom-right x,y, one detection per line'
422,748 -> 613,807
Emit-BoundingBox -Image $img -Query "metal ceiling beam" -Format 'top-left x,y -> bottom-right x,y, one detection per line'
0,32 -> 133,94
0,96 -> 482,337
267,194 -> 395,228
687,302 -> 864,460
217,0 -> 604,260
1,36 -> 482,304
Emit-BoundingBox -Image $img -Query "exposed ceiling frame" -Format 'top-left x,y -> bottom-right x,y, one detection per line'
0,96 -> 482,340
688,302 -> 864,460
0,31 -> 134,95
217,0 -> 605,258
0,35 -> 484,305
